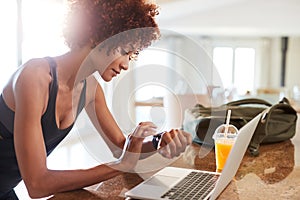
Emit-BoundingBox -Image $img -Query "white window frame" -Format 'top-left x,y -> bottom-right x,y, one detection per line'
201,37 -> 269,96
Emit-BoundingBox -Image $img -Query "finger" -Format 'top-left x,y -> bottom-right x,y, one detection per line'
138,122 -> 157,132
138,121 -> 157,128
170,129 -> 184,157
182,130 -> 193,145
142,128 -> 157,137
136,127 -> 157,138
162,131 -> 177,158
133,122 -> 157,138
177,130 -> 188,148
159,135 -> 171,158
176,130 -> 188,153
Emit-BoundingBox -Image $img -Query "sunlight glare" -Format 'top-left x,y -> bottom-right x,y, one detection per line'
22,0 -> 68,61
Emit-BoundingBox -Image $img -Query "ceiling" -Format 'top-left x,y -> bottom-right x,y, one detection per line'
155,0 -> 300,37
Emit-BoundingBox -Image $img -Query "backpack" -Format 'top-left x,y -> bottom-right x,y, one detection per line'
186,97 -> 297,156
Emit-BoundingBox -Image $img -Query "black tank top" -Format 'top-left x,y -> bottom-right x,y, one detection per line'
0,57 -> 86,193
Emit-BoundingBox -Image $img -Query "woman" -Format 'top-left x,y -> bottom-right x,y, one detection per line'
0,0 -> 192,199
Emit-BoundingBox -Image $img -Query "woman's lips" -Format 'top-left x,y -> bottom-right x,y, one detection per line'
112,69 -> 120,76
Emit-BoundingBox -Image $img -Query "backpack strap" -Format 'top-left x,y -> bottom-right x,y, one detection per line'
226,98 -> 272,107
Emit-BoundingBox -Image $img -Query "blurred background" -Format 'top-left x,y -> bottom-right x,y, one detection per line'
1,0 -> 300,114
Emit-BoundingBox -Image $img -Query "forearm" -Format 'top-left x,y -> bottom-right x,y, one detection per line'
29,135 -> 145,198
26,162 -> 123,198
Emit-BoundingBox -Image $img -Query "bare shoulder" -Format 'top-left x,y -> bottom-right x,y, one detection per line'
12,58 -> 53,112
14,58 -> 52,90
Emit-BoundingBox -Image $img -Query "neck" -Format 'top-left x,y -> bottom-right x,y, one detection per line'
55,45 -> 93,89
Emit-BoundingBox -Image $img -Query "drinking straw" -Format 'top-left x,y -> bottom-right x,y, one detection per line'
224,109 -> 231,137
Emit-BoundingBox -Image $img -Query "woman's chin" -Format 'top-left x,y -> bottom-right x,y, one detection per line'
101,74 -> 113,82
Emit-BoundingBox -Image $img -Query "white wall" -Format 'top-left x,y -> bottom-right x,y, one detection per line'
158,0 -> 300,37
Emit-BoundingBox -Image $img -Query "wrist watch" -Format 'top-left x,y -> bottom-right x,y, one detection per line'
152,132 -> 165,150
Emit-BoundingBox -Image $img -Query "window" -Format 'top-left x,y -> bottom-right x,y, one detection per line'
213,44 -> 256,95
0,1 -> 18,91
213,47 -> 234,89
234,48 -> 256,94
0,0 -> 68,91
22,0 -> 68,61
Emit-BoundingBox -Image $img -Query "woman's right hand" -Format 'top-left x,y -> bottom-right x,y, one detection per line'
117,122 -> 157,172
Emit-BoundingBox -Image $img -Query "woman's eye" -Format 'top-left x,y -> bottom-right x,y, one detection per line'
129,51 -> 139,61
119,48 -> 139,61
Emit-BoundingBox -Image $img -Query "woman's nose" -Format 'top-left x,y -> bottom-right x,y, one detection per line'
120,62 -> 129,71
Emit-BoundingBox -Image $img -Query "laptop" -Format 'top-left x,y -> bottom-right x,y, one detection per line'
125,113 -> 262,200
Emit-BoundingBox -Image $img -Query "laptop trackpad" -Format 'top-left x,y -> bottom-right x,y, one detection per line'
145,175 -> 179,187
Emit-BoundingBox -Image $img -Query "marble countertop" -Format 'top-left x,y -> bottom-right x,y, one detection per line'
49,118 -> 300,200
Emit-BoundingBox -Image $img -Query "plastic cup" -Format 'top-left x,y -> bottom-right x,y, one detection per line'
213,124 -> 238,172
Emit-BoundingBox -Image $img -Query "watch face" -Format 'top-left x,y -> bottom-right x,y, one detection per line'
152,132 -> 165,149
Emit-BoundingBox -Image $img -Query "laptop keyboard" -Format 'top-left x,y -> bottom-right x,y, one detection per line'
161,171 -> 219,200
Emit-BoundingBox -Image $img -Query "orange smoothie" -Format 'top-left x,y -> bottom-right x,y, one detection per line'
215,139 -> 235,172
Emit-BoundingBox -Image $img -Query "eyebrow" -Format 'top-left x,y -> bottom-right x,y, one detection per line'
128,44 -> 140,52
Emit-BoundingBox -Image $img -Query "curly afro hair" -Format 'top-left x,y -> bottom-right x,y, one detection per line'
63,0 -> 160,53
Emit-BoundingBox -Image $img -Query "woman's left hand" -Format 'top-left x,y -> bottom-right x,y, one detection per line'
158,129 -> 192,158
